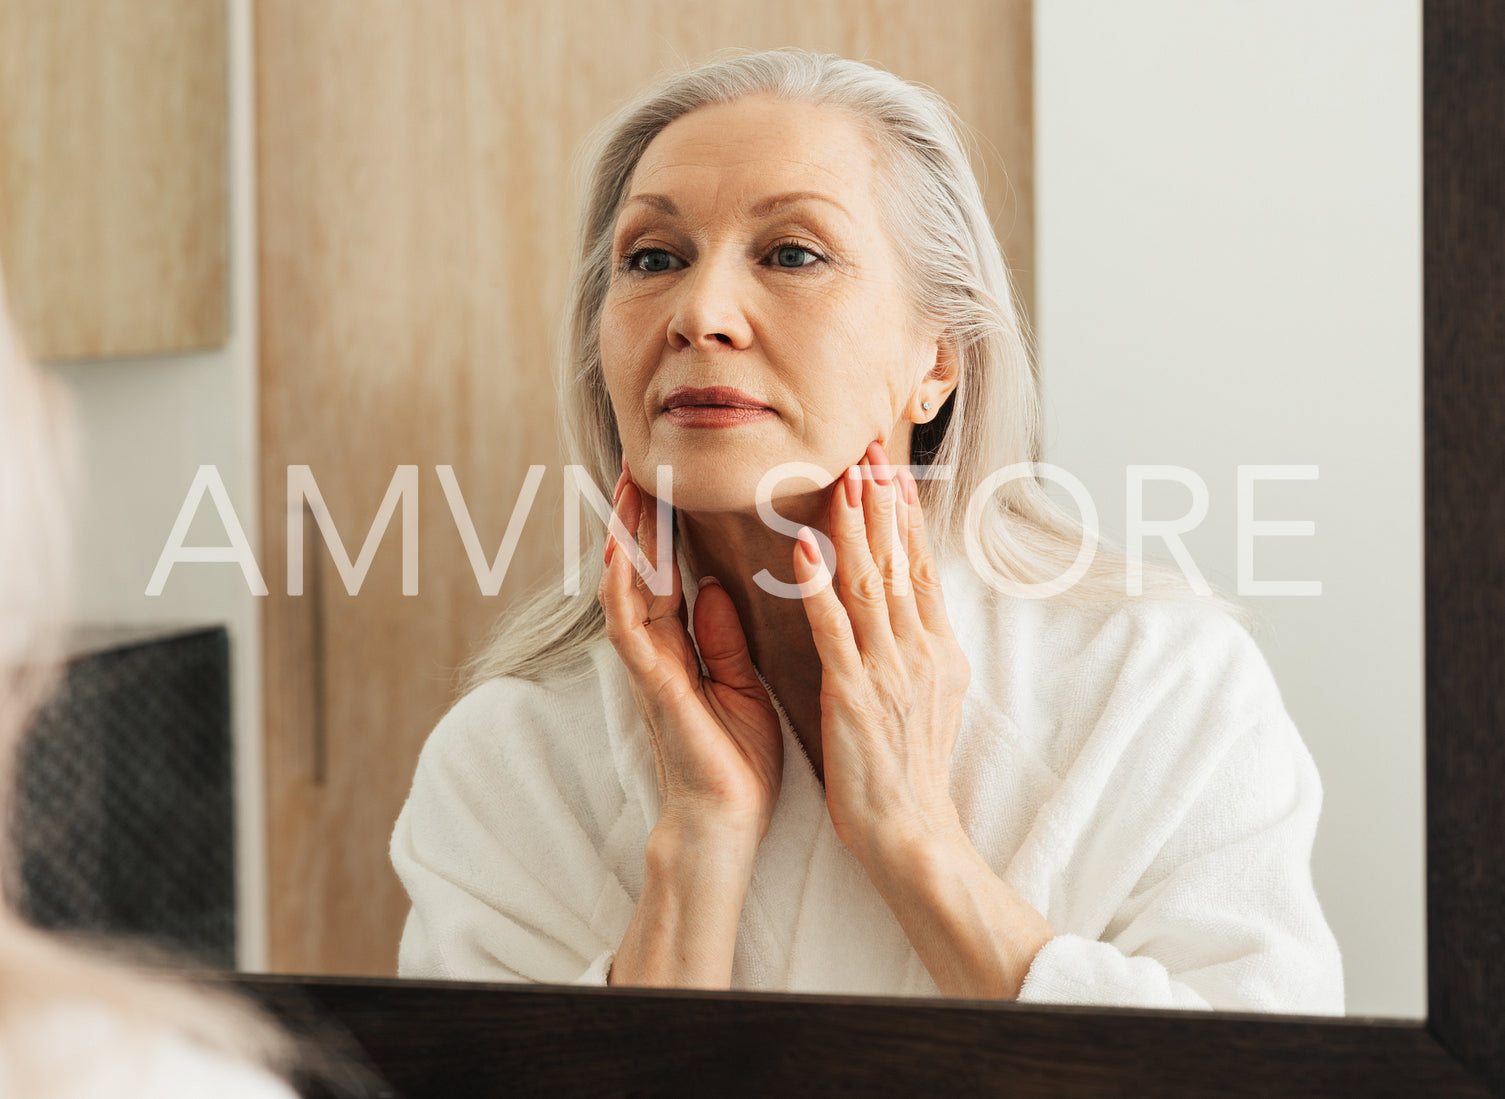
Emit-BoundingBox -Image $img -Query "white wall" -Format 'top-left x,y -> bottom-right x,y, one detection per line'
48,0 -> 266,971
1035,1 -> 1423,1016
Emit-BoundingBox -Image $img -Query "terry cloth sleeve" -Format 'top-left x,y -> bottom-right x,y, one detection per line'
1015,605 -> 1345,1015
390,675 -> 637,986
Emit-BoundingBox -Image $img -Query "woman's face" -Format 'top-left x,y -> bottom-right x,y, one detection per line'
600,95 -> 951,512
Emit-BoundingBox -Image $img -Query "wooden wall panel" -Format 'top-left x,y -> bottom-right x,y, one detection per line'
0,0 -> 227,361
257,0 -> 1033,976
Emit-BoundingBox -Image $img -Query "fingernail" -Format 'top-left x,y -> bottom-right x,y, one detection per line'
844,465 -> 862,507
612,477 -> 626,506
797,527 -> 822,563
901,468 -> 918,505
698,575 -> 721,591
604,537 -> 615,565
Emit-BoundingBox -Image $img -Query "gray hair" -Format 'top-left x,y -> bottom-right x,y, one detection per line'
469,48 -> 1241,686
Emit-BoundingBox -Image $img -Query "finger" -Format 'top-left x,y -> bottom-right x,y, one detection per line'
611,480 -> 677,615
598,520 -> 656,671
600,539 -> 701,730
899,467 -> 953,637
603,479 -> 643,606
603,474 -> 632,571
630,477 -> 680,608
604,478 -> 638,581
792,527 -> 864,681
862,442 -> 921,638
829,458 -> 898,659
614,456 -> 647,582
691,577 -> 762,692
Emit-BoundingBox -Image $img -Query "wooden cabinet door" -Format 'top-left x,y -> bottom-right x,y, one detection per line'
257,0 -> 1032,977
0,0 -> 227,361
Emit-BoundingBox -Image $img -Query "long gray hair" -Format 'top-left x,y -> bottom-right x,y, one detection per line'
468,48 -> 1240,686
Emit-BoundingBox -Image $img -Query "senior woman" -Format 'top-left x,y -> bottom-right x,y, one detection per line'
391,49 -> 1344,1013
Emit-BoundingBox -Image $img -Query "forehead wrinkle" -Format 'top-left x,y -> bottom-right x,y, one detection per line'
634,96 -> 882,185
628,133 -> 877,218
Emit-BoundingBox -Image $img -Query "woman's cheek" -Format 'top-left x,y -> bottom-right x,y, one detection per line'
600,368 -> 649,469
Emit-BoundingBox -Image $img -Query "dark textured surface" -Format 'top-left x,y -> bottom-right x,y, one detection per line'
13,626 -> 235,968
1424,0 -> 1505,1094
227,975 -> 1488,1099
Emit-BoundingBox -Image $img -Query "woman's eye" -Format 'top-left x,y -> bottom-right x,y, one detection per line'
771,244 -> 821,268
627,249 -> 682,273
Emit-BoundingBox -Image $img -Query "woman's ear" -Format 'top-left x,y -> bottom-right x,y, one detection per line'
911,336 -> 961,423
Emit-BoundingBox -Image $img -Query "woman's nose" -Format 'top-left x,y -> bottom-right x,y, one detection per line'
666,257 -> 753,351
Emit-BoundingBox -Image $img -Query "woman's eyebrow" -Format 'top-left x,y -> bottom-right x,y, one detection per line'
622,193 -> 679,216
747,190 -> 850,220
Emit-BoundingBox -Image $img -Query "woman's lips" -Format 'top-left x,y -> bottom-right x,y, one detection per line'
661,386 -> 775,428
664,406 -> 776,428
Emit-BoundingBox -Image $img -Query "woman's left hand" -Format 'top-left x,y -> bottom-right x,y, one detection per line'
792,440 -> 972,868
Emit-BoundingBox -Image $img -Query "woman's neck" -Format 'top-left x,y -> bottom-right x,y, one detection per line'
677,499 -> 830,781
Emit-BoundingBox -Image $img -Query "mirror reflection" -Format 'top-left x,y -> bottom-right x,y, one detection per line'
3,1 -> 1423,1019
392,51 -> 1345,1010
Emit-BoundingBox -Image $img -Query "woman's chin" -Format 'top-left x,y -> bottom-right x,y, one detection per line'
665,484 -> 838,527
632,447 -> 838,516
662,485 -> 768,515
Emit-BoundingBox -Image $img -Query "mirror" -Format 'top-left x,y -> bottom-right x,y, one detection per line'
11,0 -> 1422,1020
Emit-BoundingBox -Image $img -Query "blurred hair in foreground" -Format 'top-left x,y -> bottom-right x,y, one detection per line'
0,270 -> 311,1096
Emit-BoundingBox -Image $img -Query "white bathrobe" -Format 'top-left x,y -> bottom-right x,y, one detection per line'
390,558 -> 1345,1014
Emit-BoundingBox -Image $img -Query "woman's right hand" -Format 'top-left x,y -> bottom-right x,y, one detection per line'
598,462 -> 784,849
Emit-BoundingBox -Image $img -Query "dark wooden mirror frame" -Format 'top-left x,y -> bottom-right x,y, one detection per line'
225,4 -> 1504,1094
